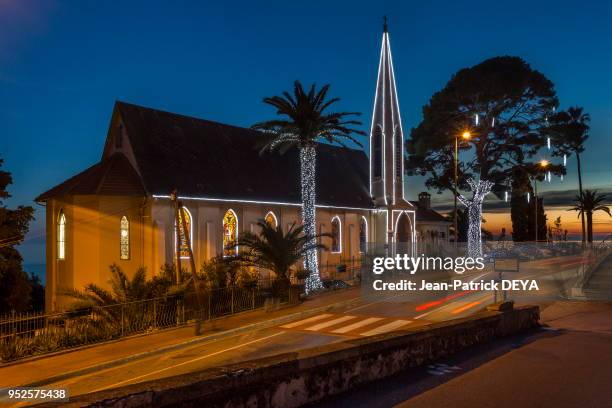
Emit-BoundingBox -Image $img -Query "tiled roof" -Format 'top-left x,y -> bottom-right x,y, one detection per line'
410,201 -> 450,223
36,152 -> 145,201
37,101 -> 373,209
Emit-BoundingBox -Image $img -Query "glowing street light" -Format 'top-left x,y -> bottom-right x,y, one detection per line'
534,159 -> 549,243
454,130 -> 471,247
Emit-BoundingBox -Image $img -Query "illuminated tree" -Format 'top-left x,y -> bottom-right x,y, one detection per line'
406,56 -> 560,256
253,81 -> 365,292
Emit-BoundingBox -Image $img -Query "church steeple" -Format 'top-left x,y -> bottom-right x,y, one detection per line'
369,18 -> 406,206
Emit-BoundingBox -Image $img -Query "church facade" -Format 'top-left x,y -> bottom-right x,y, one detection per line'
36,26 -> 449,312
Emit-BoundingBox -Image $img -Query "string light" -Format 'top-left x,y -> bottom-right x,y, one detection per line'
547,171 -> 551,182
458,179 -> 493,258
527,192 -> 530,203
547,137 -> 551,150
475,114 -> 479,125
492,117 -> 495,127
561,174 -> 564,181
504,191 -> 509,202
563,154 -> 567,166
300,146 -> 323,293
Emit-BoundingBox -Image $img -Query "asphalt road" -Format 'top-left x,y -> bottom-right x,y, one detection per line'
315,301 -> 612,408
0,254 -> 590,406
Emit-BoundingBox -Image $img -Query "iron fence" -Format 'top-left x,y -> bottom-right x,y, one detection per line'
0,283 -> 300,362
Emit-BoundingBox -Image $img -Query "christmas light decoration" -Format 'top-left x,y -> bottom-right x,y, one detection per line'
527,192 -> 530,203
563,154 -> 567,166
561,174 -> 564,181
547,137 -> 551,150
475,114 -> 479,125
457,178 -> 493,258
492,117 -> 495,127
300,146 -> 323,293
152,195 -> 371,211
504,191 -> 509,202
547,171 -> 551,182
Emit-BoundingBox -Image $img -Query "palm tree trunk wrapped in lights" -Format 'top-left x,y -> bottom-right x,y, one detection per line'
253,81 -> 365,294
300,146 -> 320,290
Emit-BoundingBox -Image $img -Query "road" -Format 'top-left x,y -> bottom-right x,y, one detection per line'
316,300 -> 612,408
0,254 -> 590,406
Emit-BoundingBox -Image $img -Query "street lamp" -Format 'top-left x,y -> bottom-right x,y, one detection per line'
534,159 -> 549,243
454,130 -> 471,248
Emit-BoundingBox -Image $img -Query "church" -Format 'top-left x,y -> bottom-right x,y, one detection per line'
36,25 -> 450,312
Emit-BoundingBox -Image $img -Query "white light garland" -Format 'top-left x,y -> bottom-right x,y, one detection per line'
300,146 -> 323,293
547,137 -> 551,150
504,191 -> 509,202
458,179 -> 493,258
563,154 -> 567,166
527,192 -> 530,203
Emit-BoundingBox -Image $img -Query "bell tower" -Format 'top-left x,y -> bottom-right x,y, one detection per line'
369,18 -> 416,249
369,17 -> 407,206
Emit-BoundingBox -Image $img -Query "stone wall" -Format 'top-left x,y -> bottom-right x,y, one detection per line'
53,305 -> 539,408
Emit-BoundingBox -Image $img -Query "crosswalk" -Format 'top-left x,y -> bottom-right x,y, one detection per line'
280,313 -> 412,337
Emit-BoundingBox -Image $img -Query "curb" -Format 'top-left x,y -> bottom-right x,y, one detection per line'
14,294 -> 362,389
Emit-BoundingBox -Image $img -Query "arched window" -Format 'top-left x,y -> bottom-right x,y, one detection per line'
359,216 -> 368,253
223,209 -> 238,256
331,216 -> 342,253
264,211 -> 278,228
175,207 -> 192,259
57,210 -> 66,260
120,216 -> 130,260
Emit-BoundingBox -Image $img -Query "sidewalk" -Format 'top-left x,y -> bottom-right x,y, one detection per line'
0,288 -> 362,389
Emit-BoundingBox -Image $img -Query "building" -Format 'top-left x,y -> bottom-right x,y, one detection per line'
36,24 -> 449,312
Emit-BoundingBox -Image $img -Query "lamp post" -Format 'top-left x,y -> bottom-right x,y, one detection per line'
454,131 -> 471,249
534,159 -> 549,243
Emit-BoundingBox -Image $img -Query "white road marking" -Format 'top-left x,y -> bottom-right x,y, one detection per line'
304,316 -> 357,331
331,317 -> 384,334
344,292 -> 407,312
280,314 -> 332,328
92,331 -> 285,392
360,320 -> 411,336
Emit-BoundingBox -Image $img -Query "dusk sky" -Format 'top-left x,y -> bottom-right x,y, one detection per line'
1,0 -> 611,264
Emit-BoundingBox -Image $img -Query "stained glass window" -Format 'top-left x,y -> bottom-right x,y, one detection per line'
265,211 -> 277,228
57,210 -> 66,260
120,216 -> 130,260
331,216 -> 341,253
176,207 -> 192,259
223,209 -> 238,256
359,216 -> 367,253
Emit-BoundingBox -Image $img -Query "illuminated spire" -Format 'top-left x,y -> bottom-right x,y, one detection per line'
369,18 -> 406,205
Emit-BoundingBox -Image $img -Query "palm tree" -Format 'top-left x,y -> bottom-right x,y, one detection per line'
65,264 -> 150,309
230,220 -> 327,283
570,190 -> 611,243
253,81 -> 365,292
549,107 -> 590,243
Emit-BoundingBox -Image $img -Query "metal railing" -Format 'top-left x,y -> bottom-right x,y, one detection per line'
0,283 -> 300,362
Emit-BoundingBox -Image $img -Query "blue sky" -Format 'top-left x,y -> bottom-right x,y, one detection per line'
1,0 -> 611,264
